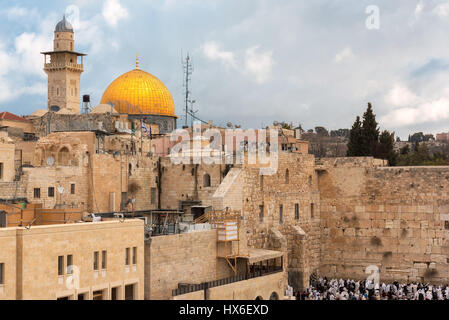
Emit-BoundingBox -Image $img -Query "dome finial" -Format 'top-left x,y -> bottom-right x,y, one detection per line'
136,54 -> 139,70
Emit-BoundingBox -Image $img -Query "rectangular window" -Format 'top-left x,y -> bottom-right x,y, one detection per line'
279,205 -> 283,223
66,255 -> 73,274
58,256 -> 64,276
34,188 -> 41,199
311,203 -> 314,218
111,287 -> 119,300
125,248 -> 130,265
260,175 -> 264,191
259,205 -> 264,223
48,187 -> 55,198
125,284 -> 135,300
93,251 -> 99,271
0,163 -> 3,180
295,204 -> 299,220
71,184 -> 75,195
150,188 -> 157,205
132,247 -> 137,265
102,250 -> 107,269
0,263 -> 4,285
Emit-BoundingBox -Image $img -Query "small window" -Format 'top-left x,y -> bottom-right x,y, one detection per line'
48,187 -> 55,198
150,188 -> 157,205
311,203 -> 314,219
67,255 -> 73,274
0,263 -> 4,285
0,163 -> 3,180
285,169 -> 289,184
295,204 -> 299,220
260,175 -> 264,191
34,188 -> 41,199
259,205 -> 264,223
71,184 -> 75,195
203,173 -> 211,187
58,256 -> 64,276
102,251 -> 107,269
93,251 -> 99,271
126,248 -> 130,265
132,247 -> 137,265
279,205 -> 283,223
445,221 -> 449,230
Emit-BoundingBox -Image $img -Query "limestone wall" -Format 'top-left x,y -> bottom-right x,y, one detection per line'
318,158 -> 449,283
240,152 -> 321,290
207,272 -> 284,300
159,158 -> 224,209
0,228 -> 17,300
0,133 -> 15,182
145,230 -> 239,300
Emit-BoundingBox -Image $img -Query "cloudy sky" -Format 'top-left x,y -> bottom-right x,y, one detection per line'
1,0 -> 449,139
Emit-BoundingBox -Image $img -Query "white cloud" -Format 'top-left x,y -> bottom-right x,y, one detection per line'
335,47 -> 355,63
433,2 -> 449,17
102,0 -> 129,27
381,85 -> 449,127
385,84 -> 419,107
244,46 -> 273,84
202,41 -> 237,68
14,32 -> 51,77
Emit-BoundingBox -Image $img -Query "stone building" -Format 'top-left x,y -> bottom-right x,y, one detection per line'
0,220 -> 144,300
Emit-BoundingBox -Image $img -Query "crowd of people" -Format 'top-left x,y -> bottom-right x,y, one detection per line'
295,277 -> 449,300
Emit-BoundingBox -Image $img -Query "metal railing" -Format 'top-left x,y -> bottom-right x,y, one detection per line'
172,266 -> 283,297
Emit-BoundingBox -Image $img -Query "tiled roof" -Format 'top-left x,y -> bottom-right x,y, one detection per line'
0,111 -> 30,122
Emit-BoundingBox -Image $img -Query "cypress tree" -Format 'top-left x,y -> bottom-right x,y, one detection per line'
347,116 -> 363,156
361,103 -> 380,156
377,130 -> 397,165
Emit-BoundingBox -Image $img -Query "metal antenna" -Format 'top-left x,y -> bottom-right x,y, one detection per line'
182,53 -> 193,128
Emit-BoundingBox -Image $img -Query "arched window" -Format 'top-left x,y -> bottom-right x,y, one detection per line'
255,296 -> 264,300
58,147 -> 70,166
128,163 -> 132,176
285,169 -> 289,184
203,173 -> 211,187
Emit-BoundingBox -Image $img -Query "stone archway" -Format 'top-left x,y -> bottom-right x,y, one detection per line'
58,147 -> 71,166
269,292 -> 279,300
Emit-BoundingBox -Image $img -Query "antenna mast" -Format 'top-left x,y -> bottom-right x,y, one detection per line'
182,53 -> 193,128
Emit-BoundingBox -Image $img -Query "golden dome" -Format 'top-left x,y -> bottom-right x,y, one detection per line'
100,65 -> 176,117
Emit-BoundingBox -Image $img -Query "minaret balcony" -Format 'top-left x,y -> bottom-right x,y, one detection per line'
44,62 -> 84,72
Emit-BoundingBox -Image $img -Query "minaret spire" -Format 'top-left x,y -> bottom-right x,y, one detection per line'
136,54 -> 139,70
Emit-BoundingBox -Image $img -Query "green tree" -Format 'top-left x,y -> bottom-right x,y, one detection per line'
377,130 -> 397,165
361,103 -> 380,156
347,116 -> 363,156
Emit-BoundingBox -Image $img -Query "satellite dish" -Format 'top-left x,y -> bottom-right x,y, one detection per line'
273,121 -> 279,126
227,122 -> 233,128
235,125 -> 241,129
57,187 -> 65,194
46,156 -> 55,167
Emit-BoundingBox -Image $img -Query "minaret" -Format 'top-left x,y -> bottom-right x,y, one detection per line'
41,15 -> 86,114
